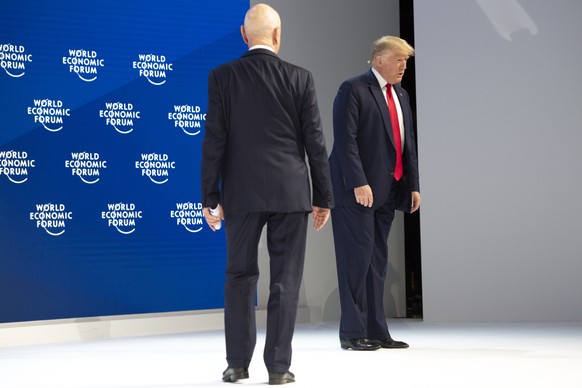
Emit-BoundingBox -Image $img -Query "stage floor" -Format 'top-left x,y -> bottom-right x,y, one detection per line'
1,319 -> 581,387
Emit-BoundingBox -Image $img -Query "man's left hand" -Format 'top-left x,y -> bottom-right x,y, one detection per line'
312,206 -> 330,231
411,191 -> 421,213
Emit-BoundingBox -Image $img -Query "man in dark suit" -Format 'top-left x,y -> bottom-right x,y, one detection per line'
329,36 -> 421,351
201,3 -> 334,385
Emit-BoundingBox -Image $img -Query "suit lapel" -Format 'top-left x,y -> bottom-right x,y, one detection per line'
365,70 -> 396,147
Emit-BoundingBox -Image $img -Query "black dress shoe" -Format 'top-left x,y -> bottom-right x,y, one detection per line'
222,367 -> 249,383
370,338 -> 409,349
269,371 -> 295,385
340,338 -> 381,350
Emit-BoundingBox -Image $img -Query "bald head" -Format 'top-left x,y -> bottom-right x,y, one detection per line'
241,3 -> 281,53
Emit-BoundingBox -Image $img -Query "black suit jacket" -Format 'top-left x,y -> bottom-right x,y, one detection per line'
201,49 -> 334,214
329,69 -> 420,212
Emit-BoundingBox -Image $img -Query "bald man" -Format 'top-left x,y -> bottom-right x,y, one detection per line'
201,4 -> 333,385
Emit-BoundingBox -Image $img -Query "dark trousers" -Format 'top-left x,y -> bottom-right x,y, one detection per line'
223,211 -> 308,373
331,184 -> 397,340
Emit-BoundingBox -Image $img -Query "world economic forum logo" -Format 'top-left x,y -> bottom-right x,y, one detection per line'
133,54 -> 173,85
170,202 -> 205,233
64,152 -> 107,184
62,49 -> 104,82
168,105 -> 206,136
0,150 -> 35,184
27,99 -> 71,132
101,203 -> 143,234
135,153 -> 176,184
0,43 -> 32,78
29,203 -> 72,236
99,102 -> 141,134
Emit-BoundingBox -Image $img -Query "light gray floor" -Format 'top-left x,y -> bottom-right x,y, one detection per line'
1,319 -> 581,387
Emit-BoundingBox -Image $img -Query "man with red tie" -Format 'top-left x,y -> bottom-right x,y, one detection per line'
329,36 -> 421,351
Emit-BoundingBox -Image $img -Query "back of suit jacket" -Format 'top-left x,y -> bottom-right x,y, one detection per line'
201,49 -> 333,214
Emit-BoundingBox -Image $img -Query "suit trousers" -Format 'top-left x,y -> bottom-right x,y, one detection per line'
331,181 -> 397,340
223,211 -> 308,373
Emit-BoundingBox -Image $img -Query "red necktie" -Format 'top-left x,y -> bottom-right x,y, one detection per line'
386,84 -> 403,181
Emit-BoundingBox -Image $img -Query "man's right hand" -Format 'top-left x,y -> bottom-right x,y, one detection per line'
354,185 -> 373,207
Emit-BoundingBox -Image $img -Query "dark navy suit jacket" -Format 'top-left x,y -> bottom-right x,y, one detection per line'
201,49 -> 334,213
329,69 -> 419,212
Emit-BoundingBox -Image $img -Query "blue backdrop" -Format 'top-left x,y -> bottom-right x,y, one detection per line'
0,0 -> 247,323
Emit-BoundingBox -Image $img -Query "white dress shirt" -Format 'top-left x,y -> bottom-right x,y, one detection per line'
371,67 -> 405,149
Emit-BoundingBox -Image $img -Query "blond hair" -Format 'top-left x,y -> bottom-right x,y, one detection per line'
369,36 -> 414,64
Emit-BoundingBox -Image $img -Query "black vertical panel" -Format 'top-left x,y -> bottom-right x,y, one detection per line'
400,0 -> 423,318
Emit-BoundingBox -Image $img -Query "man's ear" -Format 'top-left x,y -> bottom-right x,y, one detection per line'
241,25 -> 249,44
272,27 -> 281,50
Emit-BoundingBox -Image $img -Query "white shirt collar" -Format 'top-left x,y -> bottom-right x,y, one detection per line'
249,44 -> 275,53
371,67 -> 389,89
371,67 -> 405,147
